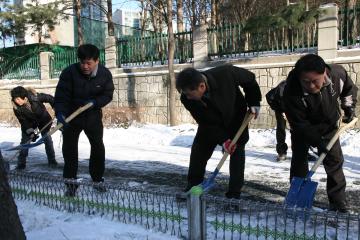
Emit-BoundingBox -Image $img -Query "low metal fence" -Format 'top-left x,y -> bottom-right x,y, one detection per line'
8,171 -> 359,239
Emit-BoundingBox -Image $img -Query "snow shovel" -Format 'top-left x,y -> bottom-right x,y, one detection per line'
7,118 -> 54,162
5,102 -> 94,151
189,111 -> 254,195
284,117 -> 358,209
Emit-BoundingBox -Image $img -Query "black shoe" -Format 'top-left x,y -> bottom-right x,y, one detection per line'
64,182 -> 78,197
48,160 -> 58,167
93,182 -> 107,193
64,187 -> 76,197
225,191 -> 241,199
276,153 -> 287,161
329,203 -> 348,213
15,163 -> 26,170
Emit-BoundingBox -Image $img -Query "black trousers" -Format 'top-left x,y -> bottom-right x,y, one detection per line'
275,110 -> 288,155
290,133 -> 346,208
187,127 -> 246,195
18,130 -> 55,165
62,110 -> 105,182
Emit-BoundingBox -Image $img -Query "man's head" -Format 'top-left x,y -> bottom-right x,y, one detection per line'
77,44 -> 100,76
176,68 -> 207,100
294,54 -> 327,94
10,86 -> 28,106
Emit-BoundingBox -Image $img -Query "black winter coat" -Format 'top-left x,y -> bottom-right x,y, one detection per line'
13,90 -> 54,133
283,64 -> 358,146
54,63 -> 114,117
181,65 -> 262,144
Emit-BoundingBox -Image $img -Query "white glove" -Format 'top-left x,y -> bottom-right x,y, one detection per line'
250,106 -> 260,119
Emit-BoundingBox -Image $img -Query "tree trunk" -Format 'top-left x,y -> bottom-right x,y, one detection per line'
191,0 -> 196,30
0,150 -> 26,240
176,0 -> 185,62
107,0 -> 114,36
167,0 -> 178,126
75,0 -> 84,46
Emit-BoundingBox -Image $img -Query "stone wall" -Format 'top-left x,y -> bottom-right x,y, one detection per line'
0,58 -> 359,128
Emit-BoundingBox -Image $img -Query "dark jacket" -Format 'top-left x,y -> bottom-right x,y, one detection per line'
181,65 -> 262,144
283,64 -> 358,146
54,63 -> 114,117
13,89 -> 54,132
266,80 -> 286,112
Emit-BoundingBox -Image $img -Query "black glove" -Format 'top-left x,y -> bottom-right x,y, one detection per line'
317,140 -> 329,155
342,107 -> 355,123
56,112 -> 68,127
25,128 -> 39,142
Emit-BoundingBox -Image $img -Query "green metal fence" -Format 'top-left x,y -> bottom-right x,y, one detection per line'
338,7 -> 360,47
116,31 -> 193,67
0,55 -> 40,80
49,48 -> 105,79
207,23 -> 317,59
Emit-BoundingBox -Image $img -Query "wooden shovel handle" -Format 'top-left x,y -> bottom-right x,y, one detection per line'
310,117 -> 358,173
47,102 -> 94,136
215,111 -> 254,172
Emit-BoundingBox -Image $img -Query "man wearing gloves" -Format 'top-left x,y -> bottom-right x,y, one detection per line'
10,86 -> 57,170
54,44 -> 114,197
176,64 -> 262,199
283,54 -> 357,213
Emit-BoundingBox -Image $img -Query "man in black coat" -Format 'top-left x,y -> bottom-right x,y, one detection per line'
283,54 -> 358,212
10,86 -> 57,170
176,64 -> 262,199
54,44 -> 114,196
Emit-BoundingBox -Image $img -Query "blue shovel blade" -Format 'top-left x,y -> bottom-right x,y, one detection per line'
285,176 -> 318,209
5,138 -> 45,151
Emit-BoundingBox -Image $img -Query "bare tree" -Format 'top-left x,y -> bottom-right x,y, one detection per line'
0,151 -> 26,240
166,0 -> 177,125
107,0 -> 114,36
74,0 -> 84,45
176,0 -> 186,62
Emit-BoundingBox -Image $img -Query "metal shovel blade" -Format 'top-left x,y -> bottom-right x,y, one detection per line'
6,138 -> 45,151
285,176 -> 318,209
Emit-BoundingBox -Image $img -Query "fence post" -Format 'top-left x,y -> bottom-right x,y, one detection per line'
187,192 -> 206,240
317,3 -> 338,60
39,52 -> 53,80
193,24 -> 208,68
105,36 -> 117,69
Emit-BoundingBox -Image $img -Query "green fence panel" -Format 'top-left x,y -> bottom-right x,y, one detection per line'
116,31 -> 193,67
0,55 -> 40,80
50,48 -> 106,79
338,7 -> 360,47
207,23 -> 317,59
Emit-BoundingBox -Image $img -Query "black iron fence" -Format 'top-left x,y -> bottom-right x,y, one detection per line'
9,171 -> 360,239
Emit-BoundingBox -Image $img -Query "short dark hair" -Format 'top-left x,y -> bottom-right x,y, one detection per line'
176,67 -> 204,92
10,86 -> 28,100
294,54 -> 326,76
77,44 -> 100,61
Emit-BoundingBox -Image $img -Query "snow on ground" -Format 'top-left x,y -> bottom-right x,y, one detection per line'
16,200 -> 178,240
1,122 -> 360,239
1,122 -> 359,188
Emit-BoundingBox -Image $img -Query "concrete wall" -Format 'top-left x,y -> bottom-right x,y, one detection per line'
1,57 -> 359,128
